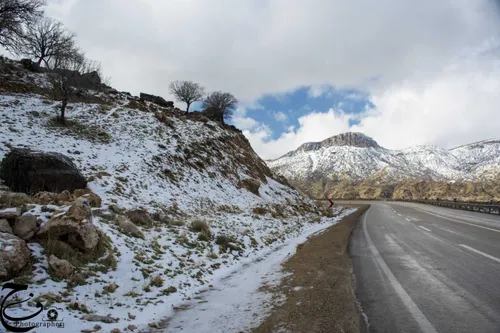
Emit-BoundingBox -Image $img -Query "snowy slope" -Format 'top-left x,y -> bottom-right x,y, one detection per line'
0,59 -> 350,333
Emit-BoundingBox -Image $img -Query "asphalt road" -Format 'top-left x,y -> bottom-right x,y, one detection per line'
349,202 -> 500,333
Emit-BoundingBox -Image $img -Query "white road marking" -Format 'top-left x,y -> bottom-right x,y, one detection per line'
405,218 -> 411,222
419,226 -> 431,232
362,211 -> 438,333
459,244 -> 500,264
397,213 -> 402,216
411,207 -> 500,233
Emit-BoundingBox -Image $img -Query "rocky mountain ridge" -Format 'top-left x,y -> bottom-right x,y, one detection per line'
268,133 -> 500,202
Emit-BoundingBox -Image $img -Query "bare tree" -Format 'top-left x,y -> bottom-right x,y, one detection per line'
50,52 -> 103,124
169,80 -> 205,114
202,91 -> 237,124
12,17 -> 78,68
0,0 -> 44,49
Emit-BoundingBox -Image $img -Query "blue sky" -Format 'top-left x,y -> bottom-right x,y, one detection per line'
239,86 -> 373,141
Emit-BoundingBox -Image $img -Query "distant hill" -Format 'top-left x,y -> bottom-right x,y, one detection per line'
267,132 -> 500,202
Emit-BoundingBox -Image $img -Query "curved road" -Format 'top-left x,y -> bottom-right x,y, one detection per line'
349,202 -> 500,333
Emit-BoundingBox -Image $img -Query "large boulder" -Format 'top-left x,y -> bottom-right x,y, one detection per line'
13,214 -> 37,240
139,93 -> 174,108
0,148 -> 87,195
0,233 -> 30,281
48,255 -> 74,279
38,203 -> 99,252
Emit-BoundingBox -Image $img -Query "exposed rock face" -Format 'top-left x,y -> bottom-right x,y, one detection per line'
48,255 -> 74,279
13,214 -> 37,240
0,219 -> 12,233
38,203 -> 99,252
139,93 -> 174,108
289,132 -> 379,156
0,149 -> 87,195
0,233 -> 30,281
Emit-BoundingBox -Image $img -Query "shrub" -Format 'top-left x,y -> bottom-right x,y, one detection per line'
190,220 -> 210,233
149,275 -> 164,287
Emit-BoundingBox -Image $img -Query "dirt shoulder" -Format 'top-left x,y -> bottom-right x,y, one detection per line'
252,205 -> 370,333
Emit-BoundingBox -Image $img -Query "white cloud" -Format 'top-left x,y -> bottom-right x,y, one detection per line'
245,45 -> 500,159
246,108 -> 352,160
42,0 -> 499,102
273,111 -> 288,122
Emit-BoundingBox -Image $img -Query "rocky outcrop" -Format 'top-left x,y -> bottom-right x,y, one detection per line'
290,132 -> 379,156
140,93 -> 174,108
0,148 -> 87,195
48,255 -> 74,279
0,233 -> 30,281
38,203 -> 99,253
13,214 -> 37,240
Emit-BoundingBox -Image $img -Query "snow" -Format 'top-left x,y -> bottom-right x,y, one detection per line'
163,208 -> 357,333
269,136 -> 500,183
0,87 -> 349,333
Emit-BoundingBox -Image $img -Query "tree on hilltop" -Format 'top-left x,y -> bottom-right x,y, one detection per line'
202,91 -> 237,124
169,80 -> 205,114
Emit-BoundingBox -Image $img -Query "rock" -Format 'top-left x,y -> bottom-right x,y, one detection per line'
38,203 -> 99,252
73,188 -> 91,198
126,209 -> 153,226
80,71 -> 101,88
48,255 -> 74,279
108,204 -> 124,215
33,191 -> 58,205
110,329 -> 121,333
116,216 -> 144,239
13,214 -> 37,240
0,207 -> 21,220
139,93 -> 174,108
0,148 -> 87,195
20,58 -> 41,72
0,191 -> 31,208
82,314 -> 119,324
0,219 -> 12,234
0,233 -> 30,281
77,192 -> 102,208
56,190 -> 73,204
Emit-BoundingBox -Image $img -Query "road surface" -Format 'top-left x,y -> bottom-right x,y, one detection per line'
349,201 -> 500,333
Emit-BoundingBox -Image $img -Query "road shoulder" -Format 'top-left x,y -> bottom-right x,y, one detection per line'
252,205 -> 370,333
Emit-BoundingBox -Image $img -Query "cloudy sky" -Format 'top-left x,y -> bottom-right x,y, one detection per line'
41,0 -> 500,159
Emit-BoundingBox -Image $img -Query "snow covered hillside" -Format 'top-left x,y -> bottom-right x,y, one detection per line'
268,133 -> 500,201
0,58 -> 346,333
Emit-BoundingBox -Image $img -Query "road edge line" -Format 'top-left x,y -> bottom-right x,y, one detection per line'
362,209 -> 438,333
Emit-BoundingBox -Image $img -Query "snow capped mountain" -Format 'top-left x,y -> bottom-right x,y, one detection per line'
267,133 -> 500,200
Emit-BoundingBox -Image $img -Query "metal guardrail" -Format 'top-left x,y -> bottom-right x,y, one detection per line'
399,200 -> 500,215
